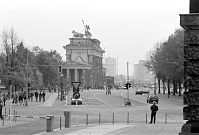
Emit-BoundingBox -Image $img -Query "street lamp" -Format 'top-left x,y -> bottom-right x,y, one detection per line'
154,76 -> 156,95
60,74 -> 63,101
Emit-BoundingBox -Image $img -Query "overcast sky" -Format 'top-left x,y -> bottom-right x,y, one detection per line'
0,0 -> 189,75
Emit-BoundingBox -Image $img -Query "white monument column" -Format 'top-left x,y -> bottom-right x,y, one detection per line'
75,69 -> 78,82
65,69 -> 70,105
82,69 -> 85,89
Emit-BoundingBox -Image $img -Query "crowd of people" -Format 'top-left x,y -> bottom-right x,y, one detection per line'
0,90 -> 46,119
12,90 -> 46,106
0,90 -> 46,107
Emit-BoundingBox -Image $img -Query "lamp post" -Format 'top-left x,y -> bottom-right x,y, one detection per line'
60,74 -> 63,101
154,76 -> 156,95
127,62 -> 129,102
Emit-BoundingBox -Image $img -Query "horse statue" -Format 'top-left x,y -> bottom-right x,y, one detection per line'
72,30 -> 84,38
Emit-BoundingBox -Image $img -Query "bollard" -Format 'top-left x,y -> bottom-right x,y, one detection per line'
64,111 -> 71,128
86,114 -> 88,126
12,110 -> 15,121
46,115 -> 54,132
9,108 -> 10,121
165,114 -> 167,124
99,113 -> 101,125
112,113 -> 114,124
127,112 -> 129,124
15,111 -> 17,123
60,117 -> 61,130
146,113 -> 147,124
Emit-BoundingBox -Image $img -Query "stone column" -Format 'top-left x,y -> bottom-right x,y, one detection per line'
75,69 -> 78,82
179,0 -> 199,134
67,69 -> 70,85
82,69 -> 85,89
65,69 -> 70,105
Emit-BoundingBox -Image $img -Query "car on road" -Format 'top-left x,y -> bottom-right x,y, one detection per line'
141,89 -> 149,94
135,90 -> 143,95
117,86 -> 126,89
147,95 -> 159,104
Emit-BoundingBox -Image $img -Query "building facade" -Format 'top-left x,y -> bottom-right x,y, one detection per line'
133,60 -> 154,85
62,36 -> 105,89
104,57 -> 116,77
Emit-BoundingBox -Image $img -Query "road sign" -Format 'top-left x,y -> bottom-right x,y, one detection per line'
71,82 -> 81,90
73,92 -> 80,99
72,82 -> 81,100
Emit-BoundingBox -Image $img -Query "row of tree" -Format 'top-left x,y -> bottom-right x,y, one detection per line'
0,28 -> 63,92
145,28 -> 184,96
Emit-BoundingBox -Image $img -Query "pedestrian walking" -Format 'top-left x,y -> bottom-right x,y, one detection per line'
2,94 -> 6,106
19,94 -> 23,105
0,97 -> 3,119
35,91 -> 38,102
149,101 -> 158,124
39,91 -> 42,102
30,93 -> 34,102
42,91 -> 46,102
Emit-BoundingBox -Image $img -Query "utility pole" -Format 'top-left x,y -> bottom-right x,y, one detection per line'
127,62 -> 129,102
26,48 -> 29,101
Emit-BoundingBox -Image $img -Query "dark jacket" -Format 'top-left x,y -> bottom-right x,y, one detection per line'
35,92 -> 38,97
150,104 -> 158,112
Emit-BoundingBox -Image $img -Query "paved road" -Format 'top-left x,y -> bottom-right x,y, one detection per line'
0,89 -> 185,134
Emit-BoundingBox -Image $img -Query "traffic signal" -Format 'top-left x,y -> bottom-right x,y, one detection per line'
58,65 -> 62,73
28,83 -> 31,88
125,83 -> 132,89
125,83 -> 129,89
129,83 -> 132,88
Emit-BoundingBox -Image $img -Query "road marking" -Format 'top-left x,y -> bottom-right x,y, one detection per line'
42,93 -> 57,106
64,124 -> 132,135
94,93 -> 113,107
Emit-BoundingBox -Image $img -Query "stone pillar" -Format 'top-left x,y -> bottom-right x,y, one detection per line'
75,69 -> 78,82
180,1 -> 199,134
66,69 -> 70,105
46,115 -> 54,132
82,69 -> 85,89
66,69 -> 70,87
64,111 -> 71,128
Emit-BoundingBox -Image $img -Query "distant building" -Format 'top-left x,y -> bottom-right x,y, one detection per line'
134,60 -> 154,85
62,29 -> 105,89
104,57 -> 116,77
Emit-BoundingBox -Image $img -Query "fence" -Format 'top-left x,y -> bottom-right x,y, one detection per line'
0,110 -> 185,134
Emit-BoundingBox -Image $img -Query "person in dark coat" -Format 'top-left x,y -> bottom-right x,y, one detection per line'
2,94 -> 6,106
42,91 -> 46,102
39,91 -> 42,102
149,101 -> 158,124
34,91 -> 38,102
0,98 -> 3,119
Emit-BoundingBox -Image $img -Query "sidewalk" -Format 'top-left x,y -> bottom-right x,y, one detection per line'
0,92 -> 58,128
35,123 -> 183,135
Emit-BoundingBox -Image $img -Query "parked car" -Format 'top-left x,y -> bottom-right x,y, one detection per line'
118,86 -> 126,89
141,89 -> 149,94
147,95 -> 159,104
135,90 -> 143,95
